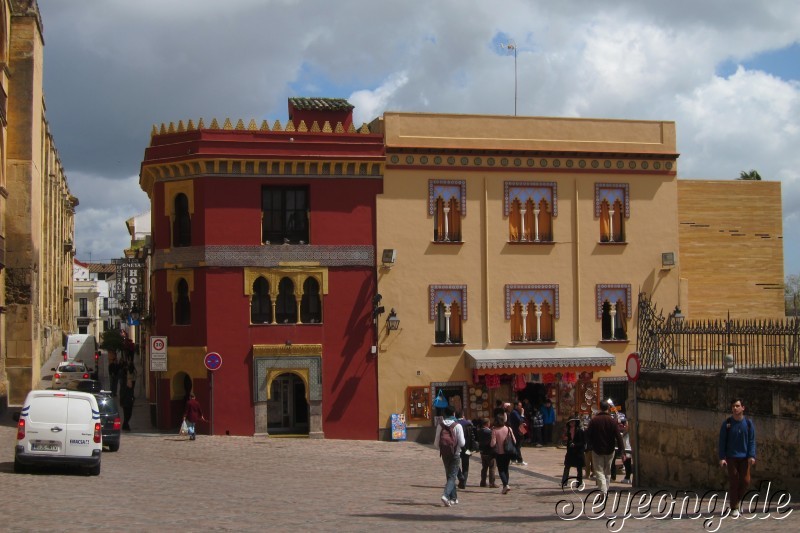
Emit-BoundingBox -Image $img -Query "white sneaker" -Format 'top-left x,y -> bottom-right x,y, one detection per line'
502,485 -> 511,494
450,499 -> 459,505
441,495 -> 451,507
520,461 -> 528,466
731,509 -> 740,518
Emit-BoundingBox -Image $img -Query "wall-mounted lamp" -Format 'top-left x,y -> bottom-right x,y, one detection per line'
661,252 -> 675,269
671,305 -> 684,321
381,249 -> 397,268
387,308 -> 400,331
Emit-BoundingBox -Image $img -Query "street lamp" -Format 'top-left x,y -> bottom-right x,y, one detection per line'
500,40 -> 517,116
387,308 -> 400,332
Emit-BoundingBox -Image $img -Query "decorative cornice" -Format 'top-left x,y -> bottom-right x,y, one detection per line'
152,118 -> 373,138
155,245 -> 374,271
388,153 -> 676,174
253,344 -> 322,357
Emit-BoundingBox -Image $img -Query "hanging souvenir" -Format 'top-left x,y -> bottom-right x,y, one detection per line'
433,389 -> 448,409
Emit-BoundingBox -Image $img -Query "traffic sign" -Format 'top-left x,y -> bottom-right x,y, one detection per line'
625,352 -> 641,381
204,352 -> 222,371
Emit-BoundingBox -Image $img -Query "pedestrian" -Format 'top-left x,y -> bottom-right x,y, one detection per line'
490,413 -> 516,494
456,412 -> 475,489
718,398 -> 756,518
586,400 -> 625,494
477,418 -> 498,488
183,392 -> 207,441
540,398 -> 556,445
434,405 -> 466,507
531,407 -> 544,447
127,362 -> 137,395
120,381 -> 134,431
561,417 -> 586,487
493,399 -> 507,423
507,401 -> 528,465
108,357 -> 119,397
617,415 -> 633,483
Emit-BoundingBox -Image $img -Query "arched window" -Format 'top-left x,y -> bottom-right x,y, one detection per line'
173,193 -> 192,247
251,277 -> 272,324
434,196 -> 461,242
300,277 -> 322,323
175,278 -> 191,325
511,300 -> 554,342
435,301 -> 462,344
601,299 -> 627,340
600,198 -> 625,243
276,277 -> 297,324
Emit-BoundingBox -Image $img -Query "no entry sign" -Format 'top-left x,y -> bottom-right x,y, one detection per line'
625,352 -> 641,382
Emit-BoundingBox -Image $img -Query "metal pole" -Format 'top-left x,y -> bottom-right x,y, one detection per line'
633,379 -> 639,486
513,45 -> 517,116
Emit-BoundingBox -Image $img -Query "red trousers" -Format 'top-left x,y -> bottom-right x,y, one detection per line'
726,457 -> 751,509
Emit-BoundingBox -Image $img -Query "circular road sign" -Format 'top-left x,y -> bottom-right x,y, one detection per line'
153,338 -> 165,351
625,352 -> 641,382
204,352 -> 222,371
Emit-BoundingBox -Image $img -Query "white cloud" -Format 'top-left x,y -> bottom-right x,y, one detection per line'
38,1 -> 800,274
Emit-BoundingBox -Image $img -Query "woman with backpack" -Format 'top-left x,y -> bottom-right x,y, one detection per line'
490,413 -> 516,494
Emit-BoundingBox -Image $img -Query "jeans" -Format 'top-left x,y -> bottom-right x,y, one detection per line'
592,451 -> 614,493
495,453 -> 512,487
457,452 -> 470,487
543,423 -> 554,445
480,452 -> 496,486
442,454 -> 461,501
187,421 -> 196,436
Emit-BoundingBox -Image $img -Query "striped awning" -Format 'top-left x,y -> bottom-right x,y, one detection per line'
466,347 -> 616,374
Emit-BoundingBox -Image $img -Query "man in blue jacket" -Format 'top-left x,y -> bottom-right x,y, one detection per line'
718,398 -> 756,518
540,399 -> 556,445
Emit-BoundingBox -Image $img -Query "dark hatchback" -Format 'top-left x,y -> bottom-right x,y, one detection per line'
93,393 -> 121,452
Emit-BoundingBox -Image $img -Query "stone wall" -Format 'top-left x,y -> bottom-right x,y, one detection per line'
632,370 -> 800,493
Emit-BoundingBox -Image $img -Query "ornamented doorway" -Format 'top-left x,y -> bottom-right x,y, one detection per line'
267,373 -> 309,435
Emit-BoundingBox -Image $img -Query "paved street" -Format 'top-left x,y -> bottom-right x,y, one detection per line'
2,351 -> 794,531
2,411 -> 797,533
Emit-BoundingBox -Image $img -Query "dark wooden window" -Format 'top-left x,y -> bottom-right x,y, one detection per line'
173,194 -> 192,247
262,186 -> 309,244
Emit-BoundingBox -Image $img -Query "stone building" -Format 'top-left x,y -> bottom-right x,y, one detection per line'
0,0 -> 76,408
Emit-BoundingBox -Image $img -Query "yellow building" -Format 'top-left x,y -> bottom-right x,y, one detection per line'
1,0 -> 75,408
374,112 -> 683,439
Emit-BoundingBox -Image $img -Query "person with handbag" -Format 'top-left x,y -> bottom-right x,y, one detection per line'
490,414 -> 516,494
507,401 -> 528,466
183,392 -> 207,441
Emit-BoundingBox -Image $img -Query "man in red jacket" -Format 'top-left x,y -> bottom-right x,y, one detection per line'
587,401 -> 625,494
183,392 -> 207,441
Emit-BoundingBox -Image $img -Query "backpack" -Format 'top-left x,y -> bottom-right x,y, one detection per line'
439,421 -> 458,459
458,419 -> 476,453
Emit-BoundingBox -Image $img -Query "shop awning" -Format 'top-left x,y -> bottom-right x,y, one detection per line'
466,347 -> 616,375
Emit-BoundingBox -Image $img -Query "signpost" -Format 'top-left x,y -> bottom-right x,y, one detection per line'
150,336 -> 168,372
626,352 -> 640,487
204,352 -> 222,436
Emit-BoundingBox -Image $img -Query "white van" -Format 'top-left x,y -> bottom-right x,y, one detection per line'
14,389 -> 102,475
64,334 -> 98,367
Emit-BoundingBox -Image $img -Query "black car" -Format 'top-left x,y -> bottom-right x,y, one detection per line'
94,393 -> 121,452
65,379 -> 103,394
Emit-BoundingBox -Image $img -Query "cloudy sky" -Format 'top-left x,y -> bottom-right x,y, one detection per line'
39,0 -> 800,274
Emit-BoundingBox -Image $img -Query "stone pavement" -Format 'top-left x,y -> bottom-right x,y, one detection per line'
3,356 -> 795,531
1,415 -> 796,533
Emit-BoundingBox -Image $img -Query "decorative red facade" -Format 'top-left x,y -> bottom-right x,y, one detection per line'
140,99 -> 384,439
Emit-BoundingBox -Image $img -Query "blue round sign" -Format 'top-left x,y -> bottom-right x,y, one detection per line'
204,352 -> 222,371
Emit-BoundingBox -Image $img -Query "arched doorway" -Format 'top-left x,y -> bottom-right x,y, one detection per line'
267,373 -> 309,435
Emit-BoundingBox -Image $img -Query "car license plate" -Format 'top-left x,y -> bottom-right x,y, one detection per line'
31,441 -> 60,452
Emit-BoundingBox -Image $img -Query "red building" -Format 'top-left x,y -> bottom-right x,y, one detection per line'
139,98 -> 383,439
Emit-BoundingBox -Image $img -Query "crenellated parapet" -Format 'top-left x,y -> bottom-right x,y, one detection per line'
151,117 -> 373,138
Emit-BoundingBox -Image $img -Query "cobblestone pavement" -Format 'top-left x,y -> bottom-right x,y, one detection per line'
1,408 -> 797,533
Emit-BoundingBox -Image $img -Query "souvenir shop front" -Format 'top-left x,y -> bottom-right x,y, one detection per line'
463,348 -> 616,425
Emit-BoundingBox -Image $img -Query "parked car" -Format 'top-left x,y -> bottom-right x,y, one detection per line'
51,362 -> 91,389
65,379 -> 103,394
94,393 -> 121,452
14,389 -> 102,475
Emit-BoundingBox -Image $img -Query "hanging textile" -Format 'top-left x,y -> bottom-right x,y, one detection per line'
485,374 -> 501,389
513,373 -> 527,391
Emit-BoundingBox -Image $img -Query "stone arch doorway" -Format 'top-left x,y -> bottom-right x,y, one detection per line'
266,372 -> 309,435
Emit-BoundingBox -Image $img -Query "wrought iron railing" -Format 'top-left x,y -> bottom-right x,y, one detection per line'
637,292 -> 800,373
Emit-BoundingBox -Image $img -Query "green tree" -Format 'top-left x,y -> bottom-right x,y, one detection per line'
738,169 -> 762,181
100,328 -> 126,355
786,274 -> 800,317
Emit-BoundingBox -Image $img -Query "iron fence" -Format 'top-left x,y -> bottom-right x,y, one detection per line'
637,293 -> 800,373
